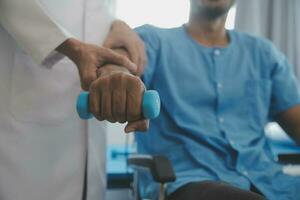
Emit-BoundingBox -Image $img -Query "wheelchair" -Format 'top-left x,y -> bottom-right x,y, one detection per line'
127,155 -> 176,200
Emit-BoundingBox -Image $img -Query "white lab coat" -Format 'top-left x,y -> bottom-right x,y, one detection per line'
0,0 -> 114,199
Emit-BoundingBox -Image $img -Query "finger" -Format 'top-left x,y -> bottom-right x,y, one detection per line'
112,85 -> 127,123
100,48 -> 137,74
126,77 -> 144,122
101,84 -> 116,123
103,37 -> 113,49
78,64 -> 97,91
125,119 -> 149,133
89,82 -> 103,121
124,42 -> 139,69
103,36 -> 121,49
126,36 -> 146,75
136,43 -> 147,76
112,91 -> 126,123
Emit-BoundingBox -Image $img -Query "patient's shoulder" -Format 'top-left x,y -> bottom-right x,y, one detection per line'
232,31 -> 276,53
135,24 -> 179,35
231,30 -> 284,62
135,24 -> 182,50
135,25 -> 182,40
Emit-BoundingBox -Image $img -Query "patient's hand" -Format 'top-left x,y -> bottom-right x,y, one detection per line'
103,20 -> 146,76
89,64 -> 149,133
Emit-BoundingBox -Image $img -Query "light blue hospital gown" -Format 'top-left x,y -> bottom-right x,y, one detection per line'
135,25 -> 300,200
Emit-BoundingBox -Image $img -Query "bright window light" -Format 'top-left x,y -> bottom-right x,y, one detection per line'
116,0 -> 236,29
225,5 -> 236,30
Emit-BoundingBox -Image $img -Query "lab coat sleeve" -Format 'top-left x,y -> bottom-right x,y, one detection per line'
0,0 -> 71,67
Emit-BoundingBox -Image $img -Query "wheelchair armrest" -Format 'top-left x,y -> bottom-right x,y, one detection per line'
127,155 -> 176,183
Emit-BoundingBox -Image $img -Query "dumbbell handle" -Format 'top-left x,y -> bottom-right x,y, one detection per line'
76,90 -> 160,120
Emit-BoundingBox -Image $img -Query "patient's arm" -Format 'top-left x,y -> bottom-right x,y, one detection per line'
275,105 -> 300,145
88,48 -> 148,133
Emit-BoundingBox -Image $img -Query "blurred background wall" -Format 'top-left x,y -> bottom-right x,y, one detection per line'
235,0 -> 300,79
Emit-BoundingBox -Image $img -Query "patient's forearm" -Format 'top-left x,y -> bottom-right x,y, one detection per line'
276,105 -> 300,145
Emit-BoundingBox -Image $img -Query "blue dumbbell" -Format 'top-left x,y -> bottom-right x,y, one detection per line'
76,90 -> 161,120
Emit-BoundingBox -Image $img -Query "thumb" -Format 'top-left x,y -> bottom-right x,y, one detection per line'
125,119 -> 149,133
103,36 -> 121,49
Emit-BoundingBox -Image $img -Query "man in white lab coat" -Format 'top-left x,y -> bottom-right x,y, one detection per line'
0,0 -> 146,199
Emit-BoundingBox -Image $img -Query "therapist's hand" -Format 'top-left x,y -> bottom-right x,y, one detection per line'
103,20 -> 146,76
89,64 -> 149,133
56,38 -> 137,90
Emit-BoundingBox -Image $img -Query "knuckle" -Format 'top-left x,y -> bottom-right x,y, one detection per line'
81,82 -> 89,91
109,72 -> 124,85
82,73 -> 95,84
89,54 -> 98,63
89,81 -> 98,93
132,78 -> 144,92
114,71 -> 126,80
81,78 -> 92,89
99,76 -> 110,86
128,75 -> 140,84
120,73 -> 130,84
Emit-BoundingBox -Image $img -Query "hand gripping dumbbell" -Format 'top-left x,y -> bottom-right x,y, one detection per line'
76,90 -> 161,120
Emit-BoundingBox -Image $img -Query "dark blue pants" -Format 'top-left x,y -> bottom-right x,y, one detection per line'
167,181 -> 265,200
